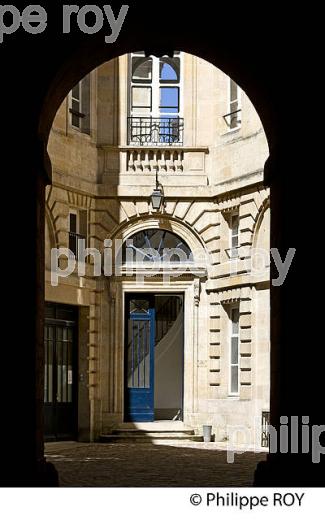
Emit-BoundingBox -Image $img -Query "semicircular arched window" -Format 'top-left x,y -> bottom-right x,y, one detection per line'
122,229 -> 193,263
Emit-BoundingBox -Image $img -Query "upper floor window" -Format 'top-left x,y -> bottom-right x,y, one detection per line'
68,210 -> 88,259
128,52 -> 183,145
69,74 -> 91,134
224,78 -> 241,130
229,305 -> 240,395
229,213 -> 239,259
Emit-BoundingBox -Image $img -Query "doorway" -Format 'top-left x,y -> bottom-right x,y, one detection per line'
44,303 -> 78,440
124,293 -> 184,422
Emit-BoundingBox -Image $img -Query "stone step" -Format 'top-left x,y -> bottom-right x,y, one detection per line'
111,429 -> 195,436
99,433 -> 204,443
116,422 -> 191,432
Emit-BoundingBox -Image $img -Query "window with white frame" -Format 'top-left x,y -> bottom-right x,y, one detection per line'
225,78 -> 241,130
128,51 -> 183,145
69,74 -> 91,134
229,213 -> 239,258
68,210 -> 88,259
229,305 -> 240,395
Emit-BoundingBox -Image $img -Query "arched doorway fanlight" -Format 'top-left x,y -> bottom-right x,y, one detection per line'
122,229 -> 193,263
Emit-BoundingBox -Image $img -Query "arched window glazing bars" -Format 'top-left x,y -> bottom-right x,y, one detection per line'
122,229 -> 193,264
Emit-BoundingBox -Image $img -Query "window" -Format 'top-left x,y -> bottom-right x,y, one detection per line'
69,74 -> 91,134
122,229 -> 192,264
128,52 -> 183,145
224,78 -> 241,130
68,210 -> 87,259
229,305 -> 240,395
229,213 -> 239,258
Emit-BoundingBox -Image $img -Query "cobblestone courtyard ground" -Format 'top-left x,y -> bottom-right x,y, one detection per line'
45,442 -> 267,487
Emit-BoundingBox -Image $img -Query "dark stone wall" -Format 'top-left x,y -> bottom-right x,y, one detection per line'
78,306 -> 91,442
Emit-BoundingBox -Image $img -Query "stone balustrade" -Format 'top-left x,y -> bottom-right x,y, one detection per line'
102,146 -> 209,178
127,148 -> 184,173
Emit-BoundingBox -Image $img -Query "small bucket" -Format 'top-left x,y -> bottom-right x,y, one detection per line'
203,425 -> 212,442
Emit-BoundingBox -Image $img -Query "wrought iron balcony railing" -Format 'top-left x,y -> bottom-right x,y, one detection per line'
128,117 -> 184,146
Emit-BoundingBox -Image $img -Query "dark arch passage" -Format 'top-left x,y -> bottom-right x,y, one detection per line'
1,4 -> 322,487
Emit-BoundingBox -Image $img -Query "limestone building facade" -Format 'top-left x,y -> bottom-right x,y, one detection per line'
44,51 -> 270,447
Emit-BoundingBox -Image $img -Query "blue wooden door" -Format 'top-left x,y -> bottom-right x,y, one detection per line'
125,296 -> 155,421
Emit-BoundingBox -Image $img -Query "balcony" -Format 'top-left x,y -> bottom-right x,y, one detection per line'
127,117 -> 184,146
100,116 -> 208,187
126,148 -> 184,174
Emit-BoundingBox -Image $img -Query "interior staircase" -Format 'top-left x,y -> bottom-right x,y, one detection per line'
155,295 -> 183,344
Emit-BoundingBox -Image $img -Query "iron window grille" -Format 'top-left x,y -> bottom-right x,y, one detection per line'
128,117 -> 184,146
225,245 -> 240,259
69,232 -> 86,260
261,411 -> 270,447
223,109 -> 242,129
